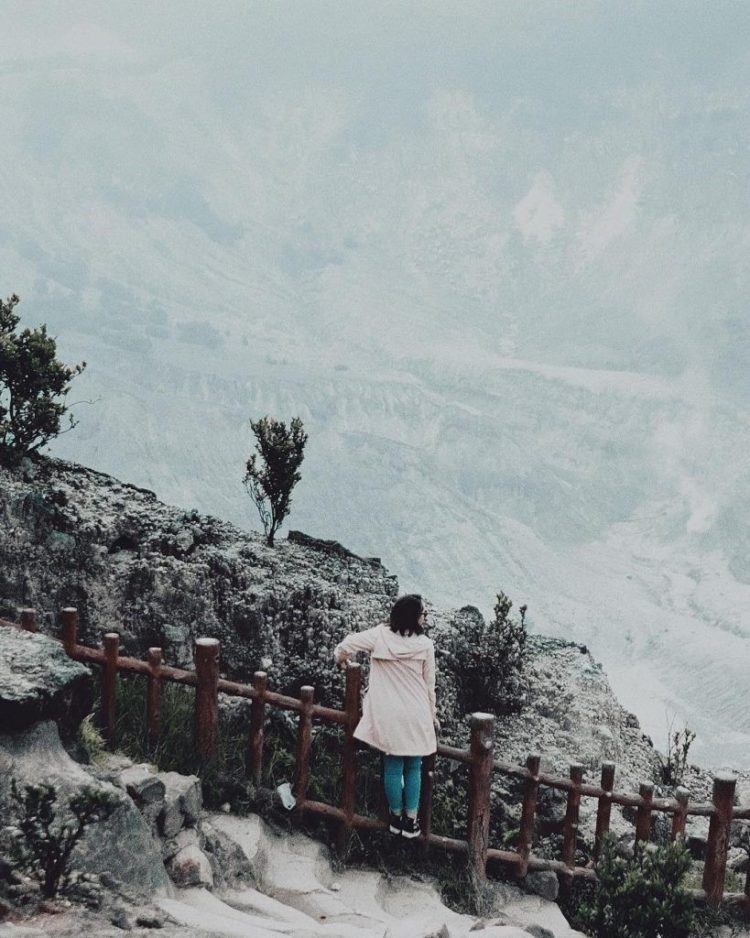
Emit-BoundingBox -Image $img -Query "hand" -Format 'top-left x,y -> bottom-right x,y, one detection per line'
336,654 -> 349,670
433,718 -> 441,734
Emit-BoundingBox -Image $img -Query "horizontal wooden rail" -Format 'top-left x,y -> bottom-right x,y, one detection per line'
495,757 -> 718,816
1,608 -> 747,908
437,741 -> 474,765
69,643 -> 200,685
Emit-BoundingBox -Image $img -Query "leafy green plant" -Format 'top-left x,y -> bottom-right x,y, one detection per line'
0,293 -> 86,466
444,593 -> 528,715
573,836 -> 696,938
7,781 -> 118,898
243,415 -> 308,546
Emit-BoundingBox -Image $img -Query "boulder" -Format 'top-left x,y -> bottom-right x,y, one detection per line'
119,764 -> 166,805
158,771 -> 202,837
200,819 -> 255,888
110,904 -> 169,930
118,763 -> 165,829
167,844 -> 214,888
0,630 -> 92,737
525,927 -> 555,938
522,871 -> 559,902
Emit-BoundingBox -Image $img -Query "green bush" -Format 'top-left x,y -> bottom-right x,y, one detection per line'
443,593 -> 528,715
0,293 -> 85,466
574,836 -> 696,938
6,781 -> 118,898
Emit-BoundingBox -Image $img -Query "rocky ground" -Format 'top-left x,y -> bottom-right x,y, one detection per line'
0,812 -> 587,938
0,631 -> 587,938
2,457 -> 750,936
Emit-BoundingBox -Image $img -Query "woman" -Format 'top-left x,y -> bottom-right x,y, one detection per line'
333,594 -> 439,838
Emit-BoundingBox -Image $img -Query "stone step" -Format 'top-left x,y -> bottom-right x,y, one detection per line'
157,887 -> 295,938
205,814 -> 587,938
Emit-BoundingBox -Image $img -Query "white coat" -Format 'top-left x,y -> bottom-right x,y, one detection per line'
333,624 -> 437,757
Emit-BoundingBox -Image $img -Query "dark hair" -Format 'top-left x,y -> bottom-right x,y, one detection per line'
389,594 -> 425,637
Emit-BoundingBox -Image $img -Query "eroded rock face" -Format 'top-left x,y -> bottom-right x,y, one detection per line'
0,629 -> 92,736
0,458 -> 396,704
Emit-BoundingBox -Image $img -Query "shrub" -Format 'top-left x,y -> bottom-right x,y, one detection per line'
243,415 -> 308,546
658,723 -> 696,787
444,593 -> 528,715
574,836 -> 696,938
0,293 -> 85,466
7,781 -> 118,898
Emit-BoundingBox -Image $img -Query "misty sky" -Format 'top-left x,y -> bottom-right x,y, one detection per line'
4,2 -> 749,393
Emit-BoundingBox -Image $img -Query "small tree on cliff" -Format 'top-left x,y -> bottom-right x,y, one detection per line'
0,293 -> 86,467
244,415 -> 308,546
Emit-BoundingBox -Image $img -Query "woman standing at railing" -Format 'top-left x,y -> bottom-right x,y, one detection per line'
334,593 -> 439,839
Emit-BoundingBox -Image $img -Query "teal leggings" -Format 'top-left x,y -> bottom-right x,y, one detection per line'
383,755 -> 422,813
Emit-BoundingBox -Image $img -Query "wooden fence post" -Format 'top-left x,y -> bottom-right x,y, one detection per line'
60,607 -> 78,656
703,773 -> 736,906
671,786 -> 690,842
294,686 -> 315,808
337,663 -> 361,854
517,753 -> 541,877
467,712 -> 495,883
561,763 -> 584,882
146,647 -> 162,753
248,671 -> 267,785
194,638 -> 220,762
594,762 -> 615,861
635,782 -> 654,844
20,609 -> 36,633
419,752 -> 436,853
102,632 -> 120,747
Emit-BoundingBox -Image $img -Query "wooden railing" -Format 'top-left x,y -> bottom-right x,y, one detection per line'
2,608 -> 749,908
